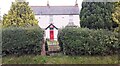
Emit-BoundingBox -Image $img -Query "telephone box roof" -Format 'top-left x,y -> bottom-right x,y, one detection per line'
45,23 -> 58,30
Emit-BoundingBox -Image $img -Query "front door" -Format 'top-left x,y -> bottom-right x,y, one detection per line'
50,30 -> 54,41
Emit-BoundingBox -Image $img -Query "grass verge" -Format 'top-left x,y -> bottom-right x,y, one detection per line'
2,55 -> 118,64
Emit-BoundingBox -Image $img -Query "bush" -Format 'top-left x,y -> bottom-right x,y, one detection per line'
58,28 -> 119,56
80,2 -> 118,30
2,26 -> 44,56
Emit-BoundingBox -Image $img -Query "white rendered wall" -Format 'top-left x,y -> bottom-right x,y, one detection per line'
35,15 -> 80,40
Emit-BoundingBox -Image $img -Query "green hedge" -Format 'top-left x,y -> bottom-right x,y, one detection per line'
58,28 -> 119,56
2,26 -> 44,56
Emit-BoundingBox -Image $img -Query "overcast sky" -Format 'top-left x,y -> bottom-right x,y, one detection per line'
0,0 -> 83,17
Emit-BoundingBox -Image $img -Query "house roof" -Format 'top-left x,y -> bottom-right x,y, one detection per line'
30,6 -> 80,15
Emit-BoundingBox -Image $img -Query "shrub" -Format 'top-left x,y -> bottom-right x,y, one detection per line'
2,26 -> 44,56
58,28 -> 119,56
80,2 -> 118,30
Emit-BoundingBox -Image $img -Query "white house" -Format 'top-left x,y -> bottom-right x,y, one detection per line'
31,0 -> 80,41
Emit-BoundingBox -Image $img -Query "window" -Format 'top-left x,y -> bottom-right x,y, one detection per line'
49,15 -> 53,22
69,19 -> 73,22
69,15 -> 73,22
39,17 -> 41,19
69,15 -> 73,17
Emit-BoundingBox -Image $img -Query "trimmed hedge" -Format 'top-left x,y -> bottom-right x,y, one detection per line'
58,28 -> 119,56
2,26 -> 44,56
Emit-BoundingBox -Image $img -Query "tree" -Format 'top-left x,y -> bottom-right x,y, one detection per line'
112,1 -> 120,42
3,0 -> 38,27
112,2 -> 120,27
80,2 -> 118,30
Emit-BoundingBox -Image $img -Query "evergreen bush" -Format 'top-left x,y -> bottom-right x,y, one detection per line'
2,26 -> 44,56
58,28 -> 119,55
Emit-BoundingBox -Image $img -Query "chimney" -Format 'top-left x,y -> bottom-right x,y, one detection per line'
47,0 -> 50,6
75,0 -> 78,6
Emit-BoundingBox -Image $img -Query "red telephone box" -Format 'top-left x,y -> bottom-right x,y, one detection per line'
50,30 -> 54,40
45,23 -> 58,41
50,25 -> 54,40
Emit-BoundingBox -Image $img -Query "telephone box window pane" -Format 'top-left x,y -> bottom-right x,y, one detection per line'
50,30 -> 54,40
50,28 -> 53,30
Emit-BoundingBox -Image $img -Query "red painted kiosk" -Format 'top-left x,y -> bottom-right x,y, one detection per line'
45,23 -> 58,41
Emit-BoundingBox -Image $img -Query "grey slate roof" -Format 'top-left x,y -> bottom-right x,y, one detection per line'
30,6 -> 80,15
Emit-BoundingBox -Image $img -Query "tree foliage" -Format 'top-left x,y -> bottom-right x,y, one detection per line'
112,2 -> 120,25
58,28 -> 119,56
112,2 -> 120,29
80,2 -> 118,30
3,0 -> 38,27
112,1 -> 120,43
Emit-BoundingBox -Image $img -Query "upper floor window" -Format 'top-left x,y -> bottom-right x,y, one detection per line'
69,15 -> 73,17
49,15 -> 53,22
69,15 -> 73,22
69,19 -> 73,22
39,17 -> 41,19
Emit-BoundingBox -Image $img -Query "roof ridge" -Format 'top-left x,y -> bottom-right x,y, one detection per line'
31,5 -> 76,7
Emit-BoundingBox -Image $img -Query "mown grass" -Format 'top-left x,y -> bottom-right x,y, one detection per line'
2,55 -> 119,64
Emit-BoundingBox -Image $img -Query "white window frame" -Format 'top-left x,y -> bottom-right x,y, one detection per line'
49,15 -> 53,22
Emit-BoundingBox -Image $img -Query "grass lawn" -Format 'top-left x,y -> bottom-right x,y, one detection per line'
2,55 -> 119,64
